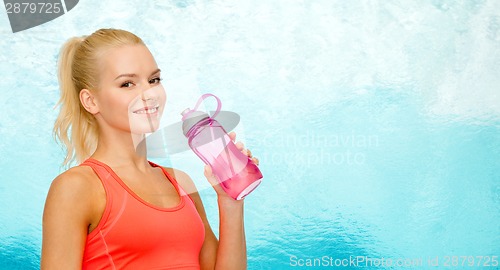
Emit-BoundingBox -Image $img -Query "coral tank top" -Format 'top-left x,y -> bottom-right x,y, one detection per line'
79,158 -> 205,269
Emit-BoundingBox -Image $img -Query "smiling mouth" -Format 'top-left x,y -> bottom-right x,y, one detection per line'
133,105 -> 160,114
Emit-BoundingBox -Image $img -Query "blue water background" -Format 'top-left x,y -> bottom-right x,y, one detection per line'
0,0 -> 499,269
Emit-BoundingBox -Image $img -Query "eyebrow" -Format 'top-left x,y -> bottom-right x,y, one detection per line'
114,68 -> 161,81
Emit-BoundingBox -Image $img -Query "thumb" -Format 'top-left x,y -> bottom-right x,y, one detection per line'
203,165 -> 226,195
203,165 -> 217,186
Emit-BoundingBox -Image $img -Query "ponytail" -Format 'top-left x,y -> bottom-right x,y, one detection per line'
53,37 -> 98,168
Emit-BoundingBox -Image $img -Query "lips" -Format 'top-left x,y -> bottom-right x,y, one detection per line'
133,105 -> 160,114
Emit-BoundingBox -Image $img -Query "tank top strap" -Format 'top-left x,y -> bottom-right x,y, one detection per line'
80,158 -> 113,181
78,158 -> 123,241
148,161 -> 196,203
79,158 -> 122,193
78,158 -> 140,198
148,161 -> 186,196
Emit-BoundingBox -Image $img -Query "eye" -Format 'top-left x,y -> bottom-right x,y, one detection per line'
121,81 -> 134,88
149,77 -> 162,84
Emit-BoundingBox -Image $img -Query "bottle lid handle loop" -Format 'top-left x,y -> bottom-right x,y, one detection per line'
181,93 -> 222,120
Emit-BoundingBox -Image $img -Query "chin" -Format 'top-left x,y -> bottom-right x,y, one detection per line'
132,124 -> 160,134
129,117 -> 162,134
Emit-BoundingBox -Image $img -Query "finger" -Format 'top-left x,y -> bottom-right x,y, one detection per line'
252,157 -> 259,166
203,165 -> 218,186
204,165 -> 226,195
246,149 -> 252,158
228,131 -> 236,142
235,141 -> 244,151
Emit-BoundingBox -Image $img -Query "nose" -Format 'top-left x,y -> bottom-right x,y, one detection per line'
138,84 -> 165,105
141,88 -> 156,102
141,94 -> 153,101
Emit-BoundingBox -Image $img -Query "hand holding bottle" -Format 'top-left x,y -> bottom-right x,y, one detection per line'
181,93 -> 263,200
203,131 -> 259,200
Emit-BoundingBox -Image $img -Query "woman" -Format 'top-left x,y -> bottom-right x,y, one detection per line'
41,28 -> 258,269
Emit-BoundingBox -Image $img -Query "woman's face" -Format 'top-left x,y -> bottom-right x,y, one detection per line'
94,44 -> 166,135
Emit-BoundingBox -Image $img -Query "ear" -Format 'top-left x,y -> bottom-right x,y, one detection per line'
80,89 -> 99,114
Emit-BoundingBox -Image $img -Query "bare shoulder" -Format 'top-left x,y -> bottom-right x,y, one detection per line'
46,165 -> 104,214
50,166 -> 99,194
42,166 -> 103,269
161,166 -> 199,196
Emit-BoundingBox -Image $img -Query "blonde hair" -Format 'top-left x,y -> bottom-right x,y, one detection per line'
53,28 -> 145,168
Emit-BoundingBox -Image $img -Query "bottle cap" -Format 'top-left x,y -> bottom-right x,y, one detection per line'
180,94 -> 222,137
180,108 -> 209,137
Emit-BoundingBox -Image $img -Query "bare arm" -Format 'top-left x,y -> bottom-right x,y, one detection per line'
41,167 -> 103,270
208,131 -> 254,269
213,194 -> 247,270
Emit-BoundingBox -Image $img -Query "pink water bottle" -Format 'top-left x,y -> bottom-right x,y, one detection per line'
181,94 -> 263,200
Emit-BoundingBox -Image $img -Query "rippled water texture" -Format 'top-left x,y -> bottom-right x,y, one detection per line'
0,0 -> 499,269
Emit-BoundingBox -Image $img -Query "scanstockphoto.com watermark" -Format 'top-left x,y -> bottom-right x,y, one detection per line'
290,255 -> 423,268
289,255 -> 499,268
258,131 -> 379,166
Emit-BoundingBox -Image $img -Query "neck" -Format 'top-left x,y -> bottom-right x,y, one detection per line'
91,126 -> 151,171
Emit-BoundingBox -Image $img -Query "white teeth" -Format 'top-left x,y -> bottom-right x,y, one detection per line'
135,107 -> 158,114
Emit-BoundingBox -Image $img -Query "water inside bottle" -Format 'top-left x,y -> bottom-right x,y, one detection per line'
195,134 -> 247,180
213,149 -> 262,200
195,134 -> 263,199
